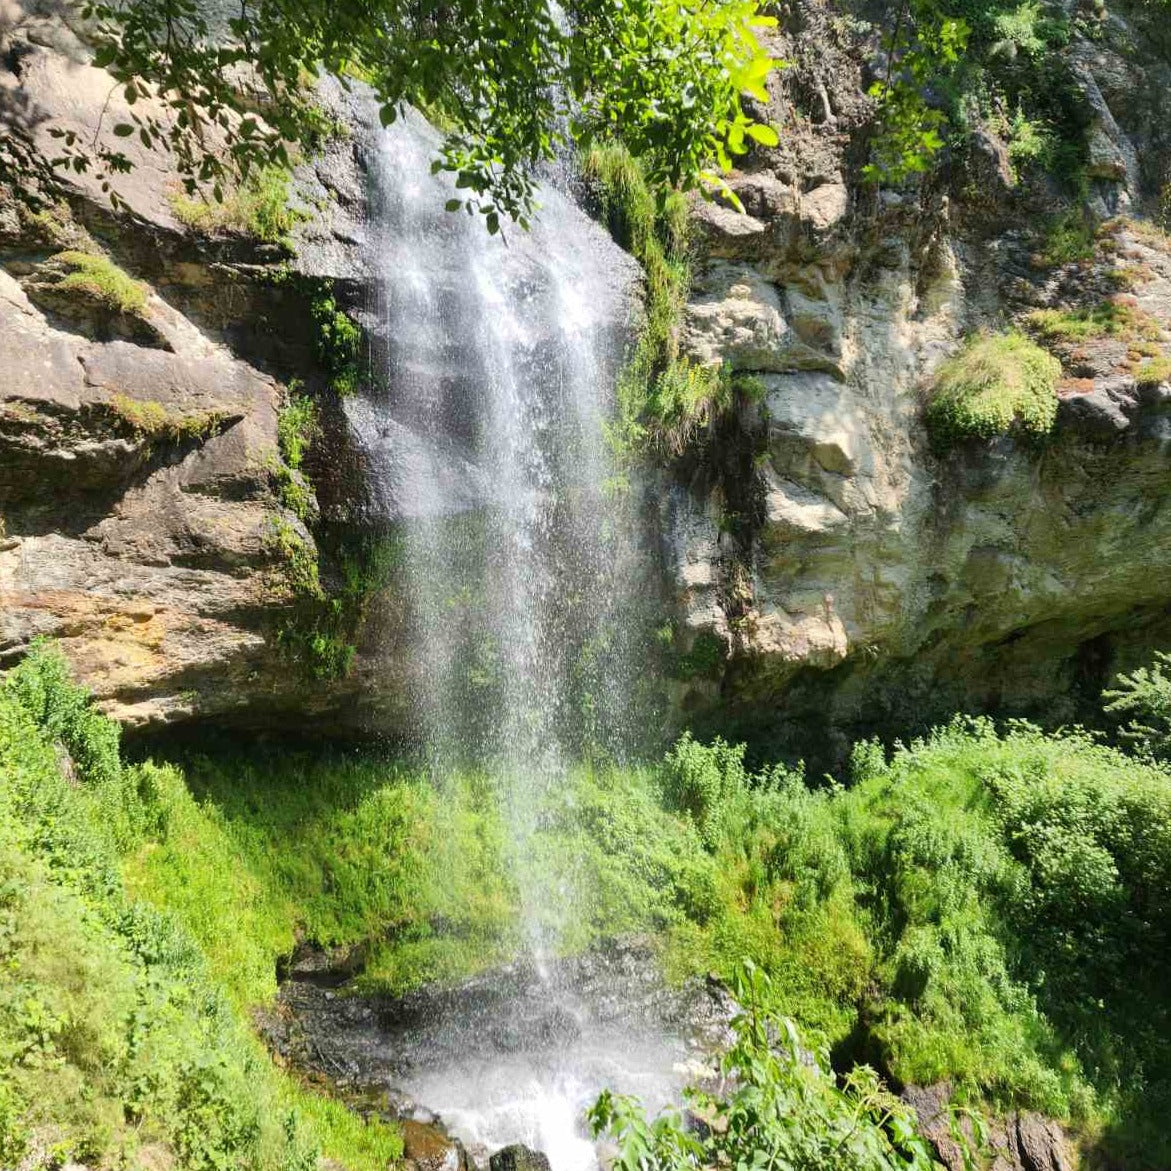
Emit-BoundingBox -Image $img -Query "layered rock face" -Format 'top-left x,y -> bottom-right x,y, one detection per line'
0,0 -> 370,727
4,0 -> 1171,758
667,0 -> 1171,762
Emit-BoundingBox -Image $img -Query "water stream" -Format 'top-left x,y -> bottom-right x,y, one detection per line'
339,109 -> 686,1166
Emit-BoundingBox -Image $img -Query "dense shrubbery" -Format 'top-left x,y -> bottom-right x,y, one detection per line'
0,645 -> 399,1170
925,330 -> 1061,444
590,964 -> 960,1171
5,644 -> 1171,1167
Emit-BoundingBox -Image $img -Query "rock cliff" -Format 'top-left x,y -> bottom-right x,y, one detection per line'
4,0 -> 1171,762
666,0 -> 1171,763
0,0 -> 373,727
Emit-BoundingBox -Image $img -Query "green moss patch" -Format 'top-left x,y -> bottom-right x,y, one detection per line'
1026,298 -> 1163,345
168,166 -> 309,245
925,330 -> 1061,444
48,250 -> 148,315
105,393 -> 226,442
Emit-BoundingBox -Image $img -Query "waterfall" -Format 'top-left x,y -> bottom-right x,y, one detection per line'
351,109 -> 644,776
342,110 -> 685,1168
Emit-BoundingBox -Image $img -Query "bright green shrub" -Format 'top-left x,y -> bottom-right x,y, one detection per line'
590,963 -> 953,1171
925,330 -> 1061,444
0,646 -> 400,1170
1103,650 -> 1171,759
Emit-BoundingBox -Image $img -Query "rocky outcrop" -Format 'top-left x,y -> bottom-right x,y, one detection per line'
0,0 -> 374,728
904,1083 -> 1073,1171
666,0 -> 1171,763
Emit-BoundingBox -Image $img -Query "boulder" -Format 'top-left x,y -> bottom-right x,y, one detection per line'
488,1144 -> 551,1171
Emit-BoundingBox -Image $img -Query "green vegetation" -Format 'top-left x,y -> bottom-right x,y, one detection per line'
272,388 -> 321,521
925,330 -> 1061,443
266,521 -> 400,681
168,165 -> 308,244
5,645 -> 1171,1166
48,249 -> 147,315
57,0 -> 777,229
1104,650 -> 1171,761
1026,298 -> 1162,344
0,645 -> 399,1169
106,393 -> 226,442
863,0 -> 1088,189
309,287 -> 363,397
590,964 -> 962,1171
585,142 -> 762,462
146,716 -> 1171,1166
1133,355 -> 1171,387
1038,208 -> 1098,266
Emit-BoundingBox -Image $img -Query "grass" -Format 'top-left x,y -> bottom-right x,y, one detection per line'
1037,209 -> 1097,267
925,330 -> 1061,444
582,141 -> 731,461
1026,299 -> 1163,345
0,645 -> 400,1170
48,250 -> 148,315
168,166 -> 308,244
1133,355 -> 1171,387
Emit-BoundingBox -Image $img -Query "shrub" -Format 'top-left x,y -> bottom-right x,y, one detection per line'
589,963 -> 956,1171
1103,650 -> 1171,760
0,646 -> 400,1170
925,330 -> 1060,443
660,732 -> 751,848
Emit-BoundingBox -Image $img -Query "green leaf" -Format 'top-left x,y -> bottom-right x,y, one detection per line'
112,123 -> 134,138
745,123 -> 779,147
379,104 -> 397,127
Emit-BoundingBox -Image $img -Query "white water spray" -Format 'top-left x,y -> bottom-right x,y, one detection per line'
345,110 -> 686,1165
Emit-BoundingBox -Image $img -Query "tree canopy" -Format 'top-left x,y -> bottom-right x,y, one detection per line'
42,0 -> 779,229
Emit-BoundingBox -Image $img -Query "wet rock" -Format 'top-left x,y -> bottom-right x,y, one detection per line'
488,1144 -> 551,1171
903,1084 -> 1072,1171
401,1120 -> 471,1171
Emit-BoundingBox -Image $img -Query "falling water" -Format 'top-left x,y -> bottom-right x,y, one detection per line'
341,109 -> 689,1165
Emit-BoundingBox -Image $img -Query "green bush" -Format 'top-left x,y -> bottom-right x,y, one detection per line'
925,330 -> 1060,444
0,646 -> 400,1170
590,963 -> 957,1171
1103,650 -> 1171,760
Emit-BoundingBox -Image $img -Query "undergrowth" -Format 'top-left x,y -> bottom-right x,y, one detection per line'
0,644 -> 399,1170
6,644 -> 1170,1167
148,711 -> 1170,1166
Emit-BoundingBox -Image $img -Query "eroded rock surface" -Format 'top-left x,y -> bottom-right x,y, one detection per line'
665,0 -> 1171,762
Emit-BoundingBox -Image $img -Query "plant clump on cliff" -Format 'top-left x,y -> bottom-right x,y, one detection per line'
43,249 -> 148,315
584,141 -> 740,462
925,330 -> 1061,444
167,164 -> 308,245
